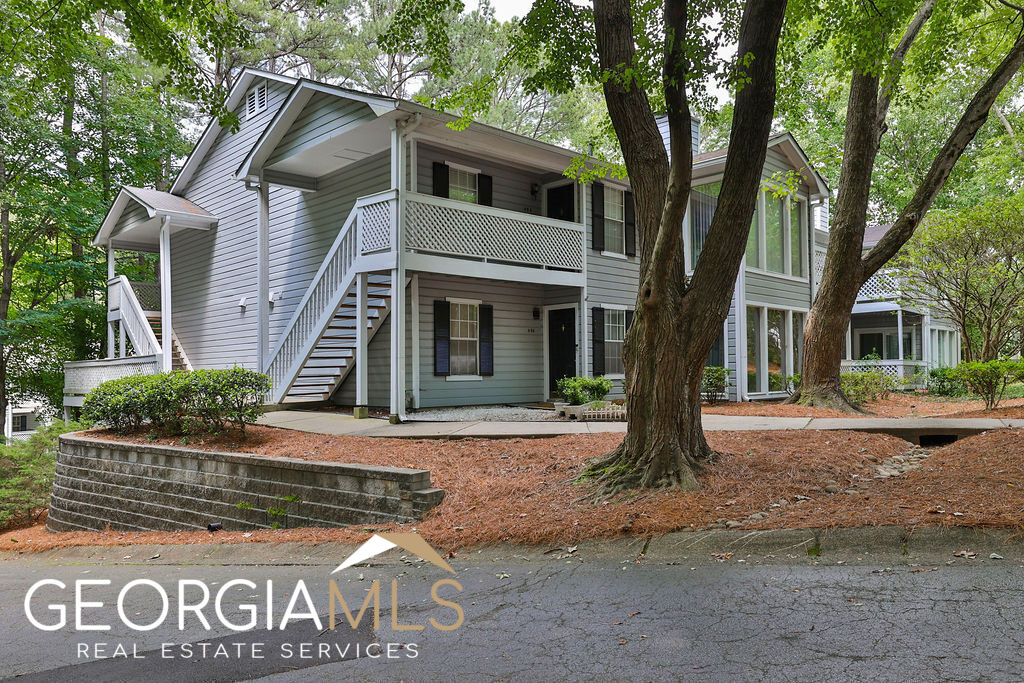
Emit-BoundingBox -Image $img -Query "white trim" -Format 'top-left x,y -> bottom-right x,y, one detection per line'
540,178 -> 580,223
445,296 -> 482,305
445,161 -> 481,175
600,251 -> 628,260
601,303 -> 627,311
411,273 -> 420,408
542,303 -> 581,400
158,217 -> 173,372
445,375 -> 482,382
744,300 -> 809,313
403,253 -> 584,288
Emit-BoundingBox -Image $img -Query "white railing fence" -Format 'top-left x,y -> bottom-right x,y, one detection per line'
857,269 -> 900,302
64,355 -> 161,402
266,192 -> 397,402
841,359 -> 927,388
404,192 -> 585,272
115,275 -> 162,358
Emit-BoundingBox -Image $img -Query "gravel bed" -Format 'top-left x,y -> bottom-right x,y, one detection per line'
409,405 -> 560,422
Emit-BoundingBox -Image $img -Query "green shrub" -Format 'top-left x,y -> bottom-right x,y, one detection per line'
83,368 -> 271,434
950,359 -> 1024,410
556,376 -> 614,405
701,366 -> 730,403
840,370 -> 898,406
0,420 -> 86,530
927,367 -> 967,397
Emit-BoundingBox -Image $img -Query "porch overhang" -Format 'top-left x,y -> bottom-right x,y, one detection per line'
94,186 -> 219,250
404,253 -> 585,288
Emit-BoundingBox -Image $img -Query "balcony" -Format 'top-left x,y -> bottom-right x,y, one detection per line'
856,269 -> 901,303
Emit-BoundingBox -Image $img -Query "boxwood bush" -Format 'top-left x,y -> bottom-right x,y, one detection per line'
83,368 -> 271,434
556,376 -> 614,406
840,370 -> 898,406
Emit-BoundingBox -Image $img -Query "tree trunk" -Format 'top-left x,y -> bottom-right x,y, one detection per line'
793,31 -> 1024,409
583,0 -> 786,493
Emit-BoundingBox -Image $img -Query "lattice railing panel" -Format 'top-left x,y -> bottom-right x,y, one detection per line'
857,269 -> 900,302
64,356 -> 160,395
130,281 -> 162,311
840,359 -> 927,388
405,196 -> 584,271
360,200 -> 392,254
813,248 -> 826,289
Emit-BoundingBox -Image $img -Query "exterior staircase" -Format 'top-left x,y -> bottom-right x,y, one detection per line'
145,314 -> 191,372
281,273 -> 392,403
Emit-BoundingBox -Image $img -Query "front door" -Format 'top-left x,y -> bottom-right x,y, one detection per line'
546,184 -> 575,222
548,308 -> 576,394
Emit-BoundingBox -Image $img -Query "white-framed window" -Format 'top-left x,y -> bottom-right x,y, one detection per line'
245,82 -> 268,120
449,165 -> 478,203
690,181 -> 720,268
13,414 -> 27,432
449,300 -> 480,376
747,305 -> 807,395
604,308 -> 626,375
604,187 -> 626,255
742,190 -> 808,279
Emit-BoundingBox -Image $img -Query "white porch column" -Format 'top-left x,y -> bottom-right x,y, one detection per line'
922,313 -> 931,367
159,217 -> 173,372
119,320 -> 126,357
107,248 -> 116,357
411,273 -> 420,409
355,272 -> 368,416
388,120 -> 407,421
896,309 -> 904,361
256,179 -> 271,372
845,323 -> 853,360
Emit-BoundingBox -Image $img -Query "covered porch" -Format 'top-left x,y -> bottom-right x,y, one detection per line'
63,187 -> 217,412
841,306 -> 958,388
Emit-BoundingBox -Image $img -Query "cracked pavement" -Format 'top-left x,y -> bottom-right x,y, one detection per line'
2,534 -> 1023,681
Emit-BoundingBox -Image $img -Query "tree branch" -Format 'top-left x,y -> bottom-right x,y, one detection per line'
876,0 -> 936,141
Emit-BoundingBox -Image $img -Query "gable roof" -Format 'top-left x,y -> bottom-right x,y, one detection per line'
694,132 -> 831,199
234,78 -> 399,182
170,68 -> 298,194
93,186 -> 218,247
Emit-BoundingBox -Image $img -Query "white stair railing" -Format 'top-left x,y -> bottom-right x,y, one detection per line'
265,191 -> 396,402
117,275 -> 162,359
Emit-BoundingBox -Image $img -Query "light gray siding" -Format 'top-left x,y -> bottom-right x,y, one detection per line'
415,143 -> 544,215
267,152 -> 391,346
333,314 -> 393,407
110,202 -> 150,241
267,92 -> 376,166
745,272 -> 812,310
170,78 -> 293,370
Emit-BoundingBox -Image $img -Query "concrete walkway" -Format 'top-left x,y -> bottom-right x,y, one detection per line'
258,409 -> 1024,441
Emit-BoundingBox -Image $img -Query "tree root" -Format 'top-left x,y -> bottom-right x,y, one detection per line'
575,440 -> 709,501
785,388 -> 867,414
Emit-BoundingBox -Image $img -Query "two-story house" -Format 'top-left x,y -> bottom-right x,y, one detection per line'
831,223 -> 962,385
65,68 -> 840,419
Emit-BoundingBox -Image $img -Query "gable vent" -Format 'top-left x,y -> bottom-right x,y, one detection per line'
246,82 -> 268,120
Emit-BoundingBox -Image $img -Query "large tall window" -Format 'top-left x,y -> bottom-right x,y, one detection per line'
765,196 -> 785,273
746,306 -> 761,393
745,211 -> 759,266
450,301 -> 479,376
790,200 -> 805,277
689,182 -> 720,268
604,309 -> 626,375
604,188 -> 626,255
767,309 -> 785,390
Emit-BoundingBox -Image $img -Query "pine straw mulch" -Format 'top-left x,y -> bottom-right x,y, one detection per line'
3,426 -> 1023,553
702,394 -> 1024,419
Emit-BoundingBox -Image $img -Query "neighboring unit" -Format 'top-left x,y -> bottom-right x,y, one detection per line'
5,400 -> 46,441
827,224 -> 962,388
67,69 -> 848,417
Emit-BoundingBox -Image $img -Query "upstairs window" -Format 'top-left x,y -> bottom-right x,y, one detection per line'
791,200 -> 805,277
689,182 -> 720,268
246,82 -> 268,120
604,188 -> 626,255
604,308 -> 626,375
765,195 -> 785,273
449,166 -> 478,203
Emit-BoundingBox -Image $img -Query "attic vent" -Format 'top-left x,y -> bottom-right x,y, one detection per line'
246,82 -> 268,120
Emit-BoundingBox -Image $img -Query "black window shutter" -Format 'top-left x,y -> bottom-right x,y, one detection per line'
592,307 -> 605,376
434,300 -> 450,376
591,183 -> 605,252
479,304 -> 494,376
478,174 -> 493,206
624,191 -> 636,256
432,162 -> 449,198
625,309 -> 634,333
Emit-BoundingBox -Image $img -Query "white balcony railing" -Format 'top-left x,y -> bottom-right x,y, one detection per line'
857,269 -> 901,302
63,355 -> 161,406
403,192 -> 585,272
